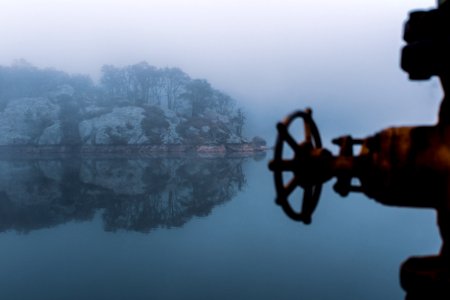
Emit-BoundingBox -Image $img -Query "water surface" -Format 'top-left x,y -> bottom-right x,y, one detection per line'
0,155 -> 441,300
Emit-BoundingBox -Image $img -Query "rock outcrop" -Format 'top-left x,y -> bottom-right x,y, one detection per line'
79,107 -> 149,145
0,98 -> 259,151
0,62 -> 267,152
0,97 -> 59,145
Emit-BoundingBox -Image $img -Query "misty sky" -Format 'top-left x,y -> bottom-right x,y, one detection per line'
0,0 -> 441,141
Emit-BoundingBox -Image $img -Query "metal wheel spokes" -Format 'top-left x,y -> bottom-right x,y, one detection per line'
276,122 -> 301,153
304,108 -> 313,144
269,109 -> 323,224
276,182 -> 322,224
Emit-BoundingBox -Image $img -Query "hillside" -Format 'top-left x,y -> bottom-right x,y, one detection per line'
0,60 -> 266,153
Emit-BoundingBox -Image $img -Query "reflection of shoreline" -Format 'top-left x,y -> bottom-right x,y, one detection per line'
0,156 -> 251,233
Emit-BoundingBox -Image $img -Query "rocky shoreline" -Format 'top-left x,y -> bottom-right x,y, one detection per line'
0,63 -> 270,158
0,143 -> 269,158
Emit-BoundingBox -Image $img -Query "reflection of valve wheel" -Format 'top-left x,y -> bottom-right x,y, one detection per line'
268,109 -> 323,224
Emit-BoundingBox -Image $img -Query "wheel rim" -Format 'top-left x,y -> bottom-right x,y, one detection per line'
269,109 -> 323,224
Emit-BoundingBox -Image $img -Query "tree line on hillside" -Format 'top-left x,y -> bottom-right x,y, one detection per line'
101,63 -> 232,115
0,59 -> 94,109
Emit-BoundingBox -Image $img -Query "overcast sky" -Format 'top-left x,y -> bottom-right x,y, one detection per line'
0,0 -> 441,141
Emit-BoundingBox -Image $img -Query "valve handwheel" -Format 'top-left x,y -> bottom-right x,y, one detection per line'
268,108 -> 323,224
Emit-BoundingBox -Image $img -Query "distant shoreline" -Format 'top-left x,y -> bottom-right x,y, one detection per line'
0,143 -> 269,158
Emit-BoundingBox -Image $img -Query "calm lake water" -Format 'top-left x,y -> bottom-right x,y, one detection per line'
0,154 -> 441,300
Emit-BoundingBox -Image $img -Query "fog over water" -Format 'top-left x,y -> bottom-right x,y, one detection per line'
0,0 -> 441,143
0,1 -> 446,299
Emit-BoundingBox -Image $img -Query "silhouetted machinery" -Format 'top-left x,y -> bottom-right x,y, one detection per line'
269,1 -> 450,298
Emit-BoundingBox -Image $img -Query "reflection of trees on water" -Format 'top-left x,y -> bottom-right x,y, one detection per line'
0,156 -> 249,233
102,159 -> 246,232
